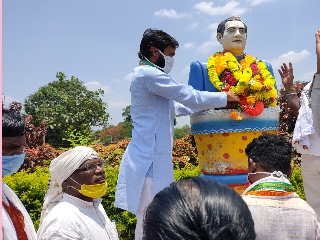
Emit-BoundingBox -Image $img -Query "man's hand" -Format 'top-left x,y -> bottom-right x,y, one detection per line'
226,91 -> 240,102
278,62 -> 294,90
316,29 -> 320,74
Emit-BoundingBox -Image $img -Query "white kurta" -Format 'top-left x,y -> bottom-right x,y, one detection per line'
2,182 -> 37,240
311,74 -> 320,137
115,65 -> 227,214
37,193 -> 118,240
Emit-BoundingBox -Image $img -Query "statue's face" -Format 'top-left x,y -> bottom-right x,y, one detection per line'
217,20 -> 247,56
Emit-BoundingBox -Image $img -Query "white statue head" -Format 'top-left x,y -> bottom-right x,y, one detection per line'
216,15 -> 247,56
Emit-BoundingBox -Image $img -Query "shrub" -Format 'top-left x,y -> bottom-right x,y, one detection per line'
101,167 -> 136,239
3,167 -> 50,230
289,166 -> 306,200
172,135 -> 198,169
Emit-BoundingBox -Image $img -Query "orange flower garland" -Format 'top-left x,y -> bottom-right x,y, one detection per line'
207,51 -> 278,119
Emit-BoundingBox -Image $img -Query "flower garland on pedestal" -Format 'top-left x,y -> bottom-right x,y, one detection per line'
207,51 -> 278,120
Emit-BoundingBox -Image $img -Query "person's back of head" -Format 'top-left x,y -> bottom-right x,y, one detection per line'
138,28 -> 179,60
245,134 -> 292,175
143,177 -> 256,240
2,109 -> 25,137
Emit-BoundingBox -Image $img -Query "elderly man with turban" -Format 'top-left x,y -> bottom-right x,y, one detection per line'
37,146 -> 119,240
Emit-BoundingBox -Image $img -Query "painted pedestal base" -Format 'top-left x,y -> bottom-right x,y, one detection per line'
191,107 -> 280,194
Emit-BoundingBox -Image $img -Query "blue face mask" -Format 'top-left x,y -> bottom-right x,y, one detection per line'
2,153 -> 26,177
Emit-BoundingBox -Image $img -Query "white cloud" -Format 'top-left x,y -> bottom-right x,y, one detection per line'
182,66 -> 190,75
269,50 -> 311,70
194,1 -> 248,16
196,41 -> 220,55
296,71 -> 315,83
85,81 -> 112,94
154,9 -> 187,19
184,42 -> 196,49
207,22 -> 219,31
187,22 -> 199,29
249,0 -> 273,6
108,100 -> 131,108
124,72 -> 133,82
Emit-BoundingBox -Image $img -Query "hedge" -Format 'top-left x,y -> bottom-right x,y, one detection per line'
3,163 -> 305,239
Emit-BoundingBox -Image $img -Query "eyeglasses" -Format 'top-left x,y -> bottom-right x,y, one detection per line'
77,160 -> 107,172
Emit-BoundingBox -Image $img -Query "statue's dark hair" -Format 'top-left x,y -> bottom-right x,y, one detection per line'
143,177 -> 256,240
138,28 -> 179,60
2,109 -> 26,137
245,134 -> 292,174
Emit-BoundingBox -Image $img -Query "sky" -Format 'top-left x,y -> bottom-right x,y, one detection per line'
2,0 -> 319,128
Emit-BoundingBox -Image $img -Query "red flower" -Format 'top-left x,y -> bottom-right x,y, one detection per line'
243,101 -> 264,116
250,63 -> 259,74
239,96 -> 248,106
223,71 -> 237,86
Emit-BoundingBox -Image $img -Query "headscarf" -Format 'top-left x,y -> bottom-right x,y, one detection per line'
40,146 -> 100,223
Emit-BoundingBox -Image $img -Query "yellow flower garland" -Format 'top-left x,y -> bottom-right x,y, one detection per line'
207,51 -> 278,111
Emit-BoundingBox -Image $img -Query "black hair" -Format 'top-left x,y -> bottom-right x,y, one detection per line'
2,109 -> 26,137
138,28 -> 179,60
143,177 -> 256,240
245,134 -> 292,174
217,16 -> 247,37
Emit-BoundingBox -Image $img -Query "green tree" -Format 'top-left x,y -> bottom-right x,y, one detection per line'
174,124 -> 191,140
121,105 -> 133,139
24,72 -> 109,145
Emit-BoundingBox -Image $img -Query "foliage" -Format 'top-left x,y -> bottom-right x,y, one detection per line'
121,105 -> 133,139
101,167 -> 136,239
289,166 -> 306,200
24,72 -> 109,145
172,134 -> 198,169
3,167 -> 50,230
62,126 -> 96,147
173,124 -> 191,140
91,140 -> 130,168
98,124 -> 128,145
22,144 -> 59,171
24,115 -> 47,148
174,163 -> 201,181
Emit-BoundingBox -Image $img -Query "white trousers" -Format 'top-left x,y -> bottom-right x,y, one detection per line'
135,177 -> 153,240
301,154 -> 320,218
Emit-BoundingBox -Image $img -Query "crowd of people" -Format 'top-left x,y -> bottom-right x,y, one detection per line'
2,15 -> 320,240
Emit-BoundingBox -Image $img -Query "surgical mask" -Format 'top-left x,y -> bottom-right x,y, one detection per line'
2,153 -> 26,177
157,49 -> 174,74
69,177 -> 107,199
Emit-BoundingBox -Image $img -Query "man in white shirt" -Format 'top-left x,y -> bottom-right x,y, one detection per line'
311,29 -> 320,137
279,30 -> 320,218
37,146 -> 119,240
2,109 -> 37,240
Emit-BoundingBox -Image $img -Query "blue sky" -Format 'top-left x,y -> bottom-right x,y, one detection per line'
2,0 -> 319,128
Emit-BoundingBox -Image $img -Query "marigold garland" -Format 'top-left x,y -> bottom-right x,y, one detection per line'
207,51 -> 278,119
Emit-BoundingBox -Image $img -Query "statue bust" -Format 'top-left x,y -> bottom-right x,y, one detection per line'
188,15 -> 276,112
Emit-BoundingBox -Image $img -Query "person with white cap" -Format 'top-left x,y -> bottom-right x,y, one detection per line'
37,146 -> 118,240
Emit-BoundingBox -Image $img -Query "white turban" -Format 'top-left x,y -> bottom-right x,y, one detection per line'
40,146 -> 100,223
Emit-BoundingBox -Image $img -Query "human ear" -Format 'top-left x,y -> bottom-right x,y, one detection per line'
248,158 -> 257,173
150,47 -> 158,56
216,33 -> 222,44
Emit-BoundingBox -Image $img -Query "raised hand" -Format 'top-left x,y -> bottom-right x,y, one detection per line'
316,29 -> 320,73
278,62 -> 294,90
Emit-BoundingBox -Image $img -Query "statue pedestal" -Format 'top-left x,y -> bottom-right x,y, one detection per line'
191,107 -> 280,194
